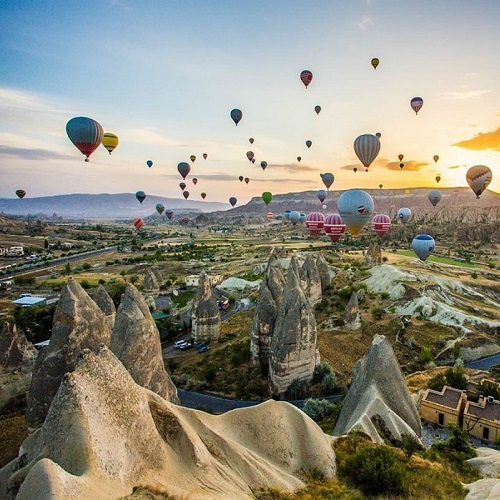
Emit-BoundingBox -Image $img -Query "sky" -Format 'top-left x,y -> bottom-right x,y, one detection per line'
1,0 -> 500,206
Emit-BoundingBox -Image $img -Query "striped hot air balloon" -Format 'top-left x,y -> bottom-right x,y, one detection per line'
305,212 -> 325,239
466,165 -> 492,199
266,212 -> 274,221
324,214 -> 346,244
66,116 -> 103,161
133,218 -> 144,230
300,70 -> 313,88
372,214 -> 391,237
102,132 -> 119,154
353,134 -> 381,169
15,189 -> 26,199
410,97 -> 424,115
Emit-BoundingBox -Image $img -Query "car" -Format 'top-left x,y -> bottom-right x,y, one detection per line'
174,340 -> 188,349
198,345 -> 210,353
194,341 -> 207,350
179,342 -> 193,351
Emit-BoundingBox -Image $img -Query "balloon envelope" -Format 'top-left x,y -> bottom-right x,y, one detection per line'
165,209 -> 174,219
397,207 -> 412,223
177,162 -> 191,179
190,155 -> 196,162
249,137 -> 254,144
203,153 -> 208,160
179,182 -> 186,191
306,140 -> 312,148
239,175 -> 244,182
428,190 -> 442,207
317,189 -> 327,203
305,212 -> 325,238
229,197 -> 237,207
398,154 -> 404,161
66,116 -> 103,161
262,192 -> 272,205
192,178 -> 198,185
372,214 -> 391,237
297,156 -> 301,162
412,234 -> 435,261
102,132 -> 119,154
246,151 -> 254,161
354,134 -> 380,169
289,210 -> 301,225
337,189 -> 374,236
410,97 -> 424,114
15,189 -> 26,199
183,191 -> 190,200
156,203 -> 165,215
135,191 -> 146,204
146,160 -> 153,168
244,177 -> 250,184
300,70 -> 313,88
435,175 -> 441,183
314,105 -> 321,115
133,218 -> 144,230
260,161 -> 267,170
324,214 -> 346,243
230,108 -> 242,125
466,165 -> 492,198
201,192 -> 206,199
433,155 -> 439,163
371,57 -> 379,69
321,172 -> 334,189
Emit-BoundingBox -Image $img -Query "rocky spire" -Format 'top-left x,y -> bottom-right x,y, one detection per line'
191,271 -> 220,343
334,334 -> 422,444
142,268 -> 160,293
342,292 -> 362,330
110,283 -> 179,404
91,284 -> 116,329
0,322 -> 34,369
269,259 -> 320,397
364,241 -> 383,268
315,252 -> 332,293
26,278 -> 112,429
300,253 -> 322,306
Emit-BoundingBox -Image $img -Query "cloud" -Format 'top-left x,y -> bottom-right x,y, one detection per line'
263,162 -> 321,174
0,145 -> 74,161
448,165 -> 462,170
358,16 -> 373,30
453,127 -> 500,151
438,89 -> 490,100
339,164 -> 362,171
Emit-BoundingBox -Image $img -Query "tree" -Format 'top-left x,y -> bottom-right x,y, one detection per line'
477,380 -> 500,400
428,372 -> 446,391
445,367 -> 468,390
401,433 -> 422,458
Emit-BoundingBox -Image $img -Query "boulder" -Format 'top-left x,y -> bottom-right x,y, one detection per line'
110,283 -> 179,404
91,284 -> 116,330
191,272 -> 220,343
26,278 -> 112,430
342,292 -> 362,331
300,253 -> 322,306
333,335 -> 422,444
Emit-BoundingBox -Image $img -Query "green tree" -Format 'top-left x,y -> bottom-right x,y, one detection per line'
401,433 -> 422,458
477,380 -> 500,400
445,367 -> 468,390
428,372 -> 446,391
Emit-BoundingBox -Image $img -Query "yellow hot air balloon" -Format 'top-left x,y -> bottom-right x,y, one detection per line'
405,189 -> 411,195
102,132 -> 119,154
371,57 -> 379,69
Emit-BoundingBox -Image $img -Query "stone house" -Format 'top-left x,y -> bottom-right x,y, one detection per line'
463,396 -> 500,443
419,386 -> 467,428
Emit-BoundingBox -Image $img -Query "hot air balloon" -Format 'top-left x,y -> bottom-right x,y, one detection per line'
133,218 -> 144,230
405,189 -> 411,195
306,140 -> 312,149
399,163 -> 404,170
375,132 -> 381,139
321,172 -> 334,189
324,214 -> 346,244
317,189 -> 327,203
239,175 -> 244,182
337,189 -> 374,236
201,192 -> 207,199
433,155 -> 439,163
246,151 -> 254,161
190,155 -> 196,163
412,234 -> 435,261
177,162 -> 191,179
410,97 -> 424,115
466,165 -> 492,199
251,158 -> 256,164
266,212 -> 274,221
229,197 -> 237,207
428,190 -> 442,207
289,210 -> 301,225
260,161 -> 267,171
314,105 -> 321,115
66,116 -> 103,161
179,182 -> 186,191
203,153 -> 208,160
353,167 -> 358,173
284,210 -> 291,221
299,212 -> 306,223
300,70 -> 313,88
262,192 -> 272,206
146,160 -> 153,168
244,177 -> 250,184
435,175 -> 441,183
372,214 -> 391,237
398,154 -> 404,162
102,132 -> 119,154
15,189 -> 26,199
183,191 -> 190,200
305,212 -> 325,238
230,108 -> 242,126
192,178 -> 198,185
379,184 -> 383,189
165,209 -> 174,220
354,134 -> 380,169
249,137 -> 254,144
297,156 -> 302,162
156,203 -> 165,215
135,191 -> 146,204
178,216 -> 190,225
397,207 -> 412,224
371,57 -> 379,69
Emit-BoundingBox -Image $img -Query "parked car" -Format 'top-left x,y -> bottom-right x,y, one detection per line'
198,345 -> 210,353
179,342 -> 193,351
174,340 -> 188,349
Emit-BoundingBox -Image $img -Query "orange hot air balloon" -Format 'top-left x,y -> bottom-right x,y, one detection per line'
133,218 -> 144,230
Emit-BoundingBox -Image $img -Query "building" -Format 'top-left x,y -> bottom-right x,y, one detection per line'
12,296 -> 47,307
185,274 -> 223,288
464,396 -> 500,443
419,386 -> 467,428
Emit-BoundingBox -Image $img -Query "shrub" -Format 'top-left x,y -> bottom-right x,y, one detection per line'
445,366 -> 468,390
420,346 -> 434,364
322,372 -> 337,395
372,307 -> 386,320
428,372 -> 446,391
302,398 -> 338,421
401,433 -> 422,458
285,378 -> 308,400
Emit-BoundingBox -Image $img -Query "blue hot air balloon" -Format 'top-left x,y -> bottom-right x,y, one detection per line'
66,117 -> 104,162
260,161 -> 267,171
177,162 -> 191,179
397,207 -> 412,223
135,191 -> 146,204
317,189 -> 327,203
230,108 -> 242,126
146,160 -> 153,168
289,210 -> 301,225
321,172 -> 334,189
412,234 -> 435,261
337,189 -> 374,236
229,197 -> 237,207
428,190 -> 442,207
284,209 -> 291,221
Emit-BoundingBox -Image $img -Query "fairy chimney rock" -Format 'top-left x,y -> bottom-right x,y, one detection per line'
364,242 -> 383,268
191,272 -> 221,343
300,253 -> 322,306
343,292 -> 362,330
315,253 -> 332,292
91,284 -> 116,329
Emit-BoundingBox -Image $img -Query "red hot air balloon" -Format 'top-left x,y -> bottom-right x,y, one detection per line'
300,70 -> 313,89
324,214 -> 346,244
15,189 -> 26,199
372,214 -> 391,237
201,192 -> 206,199
244,177 -> 250,184
192,178 -> 198,185
66,117 -> 104,162
177,162 -> 191,179
133,218 -> 144,230
305,212 -> 325,239
179,182 -> 186,191
203,153 -> 208,160
183,191 -> 190,200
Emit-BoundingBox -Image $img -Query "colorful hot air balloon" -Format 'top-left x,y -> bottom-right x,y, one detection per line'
300,70 -> 313,88
190,155 -> 196,163
262,192 -> 272,205
354,134 -> 380,169
177,162 -> 191,179
297,156 -> 301,162
201,192 -> 207,199
314,105 -> 321,115
183,191 -> 190,200
433,155 -> 439,163
372,214 -> 391,237
321,172 -> 334,189
192,178 -> 198,185
371,57 -> 379,69
317,189 -> 327,203
397,208 -> 412,224
435,175 -> 441,183
135,191 -> 146,204
428,190 -> 442,207
203,153 -> 208,160
102,132 -> 119,154
289,210 -> 301,225
146,160 -> 153,168
266,212 -> 274,221
165,208 -> 174,220
260,161 -> 267,171
179,182 -> 186,191
133,218 -> 144,230
306,140 -> 312,149
230,108 -> 242,126
324,214 -> 346,244
246,151 -> 254,161
15,189 -> 26,199
412,234 -> 435,261
239,175 -> 244,182
244,177 -> 250,184
66,116 -> 103,161
249,137 -> 254,144
178,216 -> 190,225
410,97 -> 424,115
337,189 -> 374,236
305,212 -> 325,238
156,203 -> 165,215
398,154 -> 404,162
466,165 -> 492,199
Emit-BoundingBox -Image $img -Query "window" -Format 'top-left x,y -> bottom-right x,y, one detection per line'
483,427 -> 490,440
438,412 -> 444,426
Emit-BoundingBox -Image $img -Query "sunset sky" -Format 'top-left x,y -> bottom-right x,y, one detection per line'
1,0 -> 499,206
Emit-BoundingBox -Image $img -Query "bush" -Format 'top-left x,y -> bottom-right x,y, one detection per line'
372,307 -> 386,320
322,372 -> 337,395
284,378 -> 308,400
428,372 -> 446,391
401,433 -> 422,458
420,346 -> 434,364
302,398 -> 338,421
445,367 -> 468,390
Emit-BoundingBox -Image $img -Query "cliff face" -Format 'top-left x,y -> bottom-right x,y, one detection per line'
91,284 -> 116,330
191,272 -> 221,343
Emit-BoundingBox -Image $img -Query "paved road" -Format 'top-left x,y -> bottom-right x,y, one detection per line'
465,353 -> 500,371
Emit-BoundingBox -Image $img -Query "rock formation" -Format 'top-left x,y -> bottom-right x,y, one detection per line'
269,258 -> 320,397
0,346 -> 336,500
342,292 -> 362,330
250,249 -> 286,369
110,283 -> 178,404
191,272 -> 221,343
91,284 -> 116,329
315,252 -> 332,292
26,278 -> 112,429
141,268 -> 160,294
364,241 -> 383,268
300,253 -> 322,306
0,322 -> 37,414
333,335 -> 422,444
